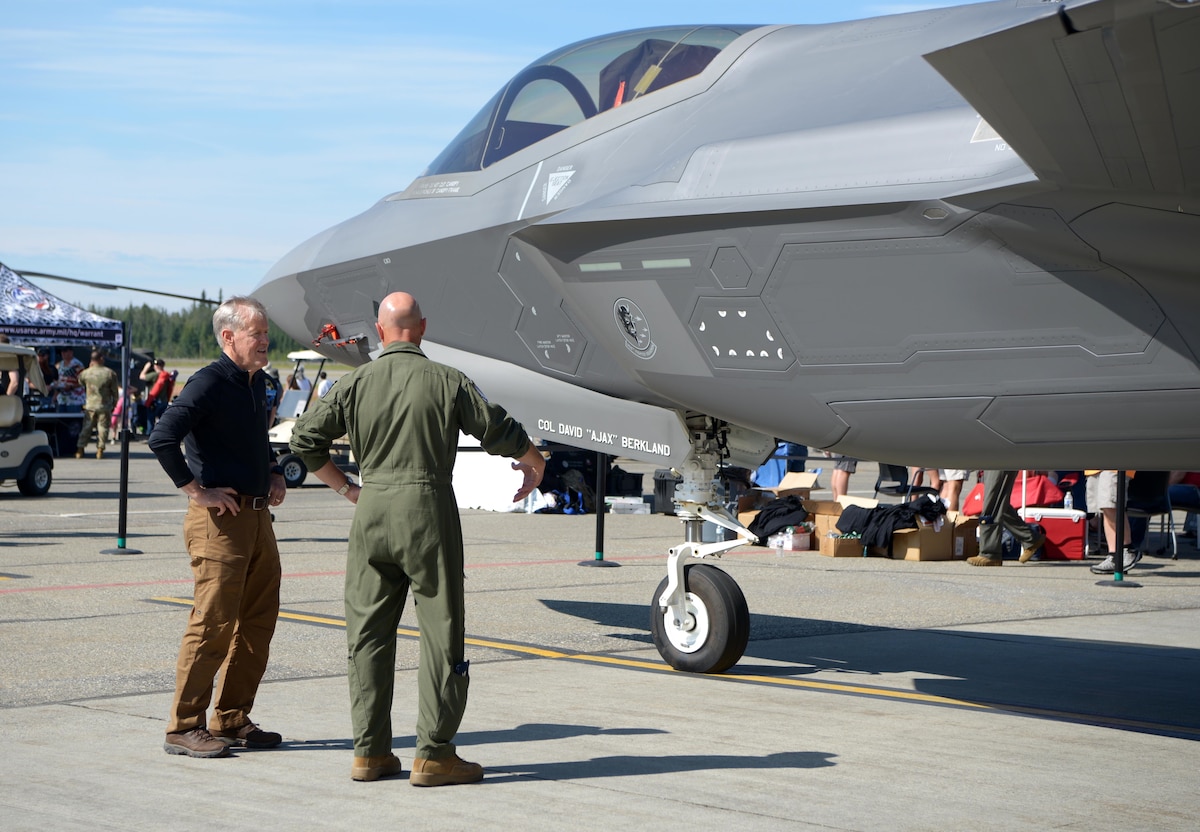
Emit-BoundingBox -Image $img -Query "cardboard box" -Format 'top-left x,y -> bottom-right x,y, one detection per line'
773,471 -> 817,500
870,519 -> 952,561
800,496 -> 880,539
735,489 -> 777,529
738,489 -> 776,511
819,534 -> 865,557
837,495 -> 880,509
948,512 -> 980,560
801,499 -> 842,537
803,499 -> 843,516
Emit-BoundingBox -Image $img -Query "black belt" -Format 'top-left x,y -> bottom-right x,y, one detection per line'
237,495 -> 269,510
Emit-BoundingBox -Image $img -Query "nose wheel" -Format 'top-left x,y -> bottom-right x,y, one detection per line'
650,563 -> 749,673
648,419 -> 768,673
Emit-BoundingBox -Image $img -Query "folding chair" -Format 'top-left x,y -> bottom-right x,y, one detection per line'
1126,470 -> 1178,559
873,463 -> 940,502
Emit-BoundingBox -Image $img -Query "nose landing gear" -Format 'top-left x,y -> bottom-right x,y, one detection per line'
650,421 -> 759,673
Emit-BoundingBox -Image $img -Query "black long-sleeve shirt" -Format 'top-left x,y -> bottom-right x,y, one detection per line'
148,352 -> 276,496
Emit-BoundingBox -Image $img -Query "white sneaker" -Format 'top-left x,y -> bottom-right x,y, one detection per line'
1089,549 -> 1142,574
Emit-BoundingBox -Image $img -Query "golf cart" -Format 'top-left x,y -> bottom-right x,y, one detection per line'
268,350 -> 354,487
0,343 -> 54,496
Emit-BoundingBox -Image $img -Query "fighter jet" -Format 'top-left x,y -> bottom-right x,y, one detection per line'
256,0 -> 1200,672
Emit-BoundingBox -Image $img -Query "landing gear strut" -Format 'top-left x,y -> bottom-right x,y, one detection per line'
649,419 -> 758,673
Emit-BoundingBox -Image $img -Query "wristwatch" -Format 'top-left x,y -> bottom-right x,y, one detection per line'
337,480 -> 352,496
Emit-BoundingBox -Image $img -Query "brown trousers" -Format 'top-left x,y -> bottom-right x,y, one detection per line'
167,500 -> 281,734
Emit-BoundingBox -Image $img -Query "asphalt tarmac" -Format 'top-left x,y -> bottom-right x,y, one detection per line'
2,449 -> 1198,831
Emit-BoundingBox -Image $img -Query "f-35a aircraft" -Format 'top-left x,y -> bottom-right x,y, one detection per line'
256,0 -> 1200,673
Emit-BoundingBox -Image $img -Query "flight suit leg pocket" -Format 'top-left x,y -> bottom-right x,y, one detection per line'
433,660 -> 470,741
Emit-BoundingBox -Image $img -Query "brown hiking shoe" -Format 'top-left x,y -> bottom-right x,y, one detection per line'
351,753 -> 403,782
966,555 -> 1003,567
164,727 -> 231,758
410,753 -> 484,787
1019,528 -> 1048,563
211,721 -> 282,748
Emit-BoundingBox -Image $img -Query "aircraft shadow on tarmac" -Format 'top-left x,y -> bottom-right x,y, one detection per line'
541,599 -> 1200,740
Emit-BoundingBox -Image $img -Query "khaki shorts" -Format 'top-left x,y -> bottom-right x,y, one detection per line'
1085,471 -> 1126,510
939,469 -> 969,481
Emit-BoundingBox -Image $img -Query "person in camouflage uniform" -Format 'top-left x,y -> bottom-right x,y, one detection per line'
76,350 -> 119,459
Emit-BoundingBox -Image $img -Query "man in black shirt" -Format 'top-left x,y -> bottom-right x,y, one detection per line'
149,296 -> 288,758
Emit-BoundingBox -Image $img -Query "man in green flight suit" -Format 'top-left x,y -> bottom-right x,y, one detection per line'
289,291 -> 546,786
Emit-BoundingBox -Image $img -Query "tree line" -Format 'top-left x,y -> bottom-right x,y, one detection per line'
89,301 -> 305,360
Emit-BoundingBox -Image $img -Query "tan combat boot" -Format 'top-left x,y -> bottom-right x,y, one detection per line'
410,753 -> 484,787
351,753 -> 402,782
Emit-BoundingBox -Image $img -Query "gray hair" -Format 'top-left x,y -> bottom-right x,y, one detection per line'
212,296 -> 268,344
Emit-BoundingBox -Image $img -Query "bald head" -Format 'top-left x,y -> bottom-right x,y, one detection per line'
376,292 -> 426,346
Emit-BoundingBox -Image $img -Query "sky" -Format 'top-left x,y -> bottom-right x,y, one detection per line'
0,0 -> 988,314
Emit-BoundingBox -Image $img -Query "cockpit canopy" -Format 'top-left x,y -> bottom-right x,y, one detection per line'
424,26 -> 755,176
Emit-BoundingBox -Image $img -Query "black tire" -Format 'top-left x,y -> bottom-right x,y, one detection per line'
17,457 -> 52,497
650,564 -> 750,673
279,453 -> 307,488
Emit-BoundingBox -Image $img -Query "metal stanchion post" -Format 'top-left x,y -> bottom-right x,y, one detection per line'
580,451 -> 619,567
1096,472 -> 1138,588
101,322 -> 142,555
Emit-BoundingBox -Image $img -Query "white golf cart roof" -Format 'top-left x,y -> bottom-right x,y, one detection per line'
0,343 -> 48,394
286,350 -> 327,362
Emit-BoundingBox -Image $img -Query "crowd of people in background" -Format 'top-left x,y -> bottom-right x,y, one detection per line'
752,443 -> 1196,573
10,342 -> 1198,578
16,346 -> 345,456
10,343 -> 352,459
7,345 -> 179,452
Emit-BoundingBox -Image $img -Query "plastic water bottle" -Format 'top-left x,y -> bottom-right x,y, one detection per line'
1063,492 -> 1073,510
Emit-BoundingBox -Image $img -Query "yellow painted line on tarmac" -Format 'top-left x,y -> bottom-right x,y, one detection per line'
149,596 -> 1200,737
274,609 -> 352,628
151,598 -> 573,660
467,636 -> 570,659
153,596 -> 194,607
551,654 -> 982,708
730,671 -> 990,707
564,654 -> 674,672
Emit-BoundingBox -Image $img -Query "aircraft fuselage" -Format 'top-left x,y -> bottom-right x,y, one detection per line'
257,1 -> 1200,469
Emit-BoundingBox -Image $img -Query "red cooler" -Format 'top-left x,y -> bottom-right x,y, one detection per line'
1018,507 -> 1087,560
